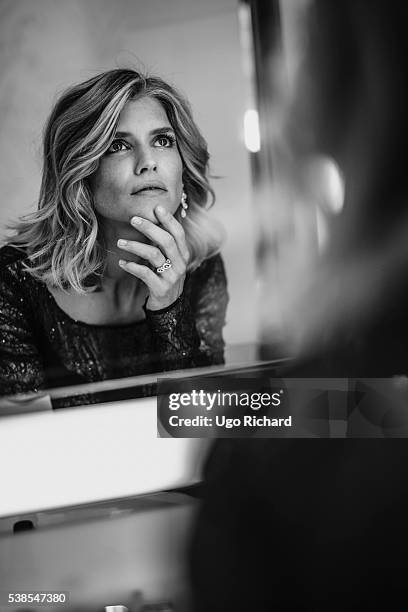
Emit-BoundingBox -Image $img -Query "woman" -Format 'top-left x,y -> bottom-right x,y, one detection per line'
0,69 -> 228,397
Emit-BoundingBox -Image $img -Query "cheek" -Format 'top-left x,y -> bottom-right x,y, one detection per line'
170,156 -> 183,192
165,164 -> 183,215
172,167 -> 183,205
92,165 -> 127,200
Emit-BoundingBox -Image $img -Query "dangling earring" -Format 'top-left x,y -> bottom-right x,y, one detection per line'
180,190 -> 188,218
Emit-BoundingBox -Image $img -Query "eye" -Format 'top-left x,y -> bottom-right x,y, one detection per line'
106,139 -> 130,154
154,133 -> 176,148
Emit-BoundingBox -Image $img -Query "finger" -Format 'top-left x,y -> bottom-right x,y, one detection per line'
117,239 -> 166,268
155,205 -> 190,263
130,216 -> 187,270
118,259 -> 164,293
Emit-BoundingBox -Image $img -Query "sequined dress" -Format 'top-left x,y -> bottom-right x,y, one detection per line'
0,246 -> 228,397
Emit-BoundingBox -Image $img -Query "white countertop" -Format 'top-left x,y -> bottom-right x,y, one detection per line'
0,396 -> 210,518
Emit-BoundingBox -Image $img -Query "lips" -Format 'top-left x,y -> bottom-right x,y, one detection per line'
132,182 -> 167,195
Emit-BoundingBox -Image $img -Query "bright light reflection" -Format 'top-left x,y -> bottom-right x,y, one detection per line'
244,109 -> 260,153
325,158 -> 344,214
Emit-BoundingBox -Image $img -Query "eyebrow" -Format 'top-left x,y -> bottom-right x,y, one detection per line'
114,127 -> 175,138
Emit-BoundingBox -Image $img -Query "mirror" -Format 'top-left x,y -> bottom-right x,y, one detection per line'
0,0 -> 280,411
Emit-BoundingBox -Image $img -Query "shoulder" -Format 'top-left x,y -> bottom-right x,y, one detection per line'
0,245 -> 28,274
190,252 -> 227,283
0,245 -> 36,299
187,252 -> 229,311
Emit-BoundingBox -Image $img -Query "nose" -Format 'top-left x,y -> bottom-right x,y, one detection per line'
134,147 -> 157,175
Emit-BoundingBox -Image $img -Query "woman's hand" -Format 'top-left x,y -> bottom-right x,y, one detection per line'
117,205 -> 190,311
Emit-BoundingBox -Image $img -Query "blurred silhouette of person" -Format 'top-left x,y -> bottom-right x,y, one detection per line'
189,2 -> 408,610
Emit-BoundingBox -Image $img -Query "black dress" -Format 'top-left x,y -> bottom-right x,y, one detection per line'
0,246 -> 228,396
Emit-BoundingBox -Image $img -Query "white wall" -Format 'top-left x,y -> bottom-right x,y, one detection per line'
0,0 -> 257,348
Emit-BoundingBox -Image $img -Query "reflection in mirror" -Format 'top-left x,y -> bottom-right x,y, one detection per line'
243,0 -> 348,357
0,0 -> 264,410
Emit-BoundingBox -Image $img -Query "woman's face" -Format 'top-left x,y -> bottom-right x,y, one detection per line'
91,96 -> 184,227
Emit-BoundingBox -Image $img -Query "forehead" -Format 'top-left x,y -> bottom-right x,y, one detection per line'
116,96 -> 171,132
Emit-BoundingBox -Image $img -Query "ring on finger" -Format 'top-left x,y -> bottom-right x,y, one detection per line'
156,258 -> 172,274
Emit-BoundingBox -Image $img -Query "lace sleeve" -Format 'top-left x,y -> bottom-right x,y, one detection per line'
191,254 -> 228,365
145,254 -> 228,371
0,263 -> 45,396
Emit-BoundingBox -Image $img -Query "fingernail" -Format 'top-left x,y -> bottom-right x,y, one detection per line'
131,216 -> 142,225
117,239 -> 127,246
156,205 -> 166,214
118,259 -> 127,267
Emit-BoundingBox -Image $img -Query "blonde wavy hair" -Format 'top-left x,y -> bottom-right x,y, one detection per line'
9,69 -> 224,292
